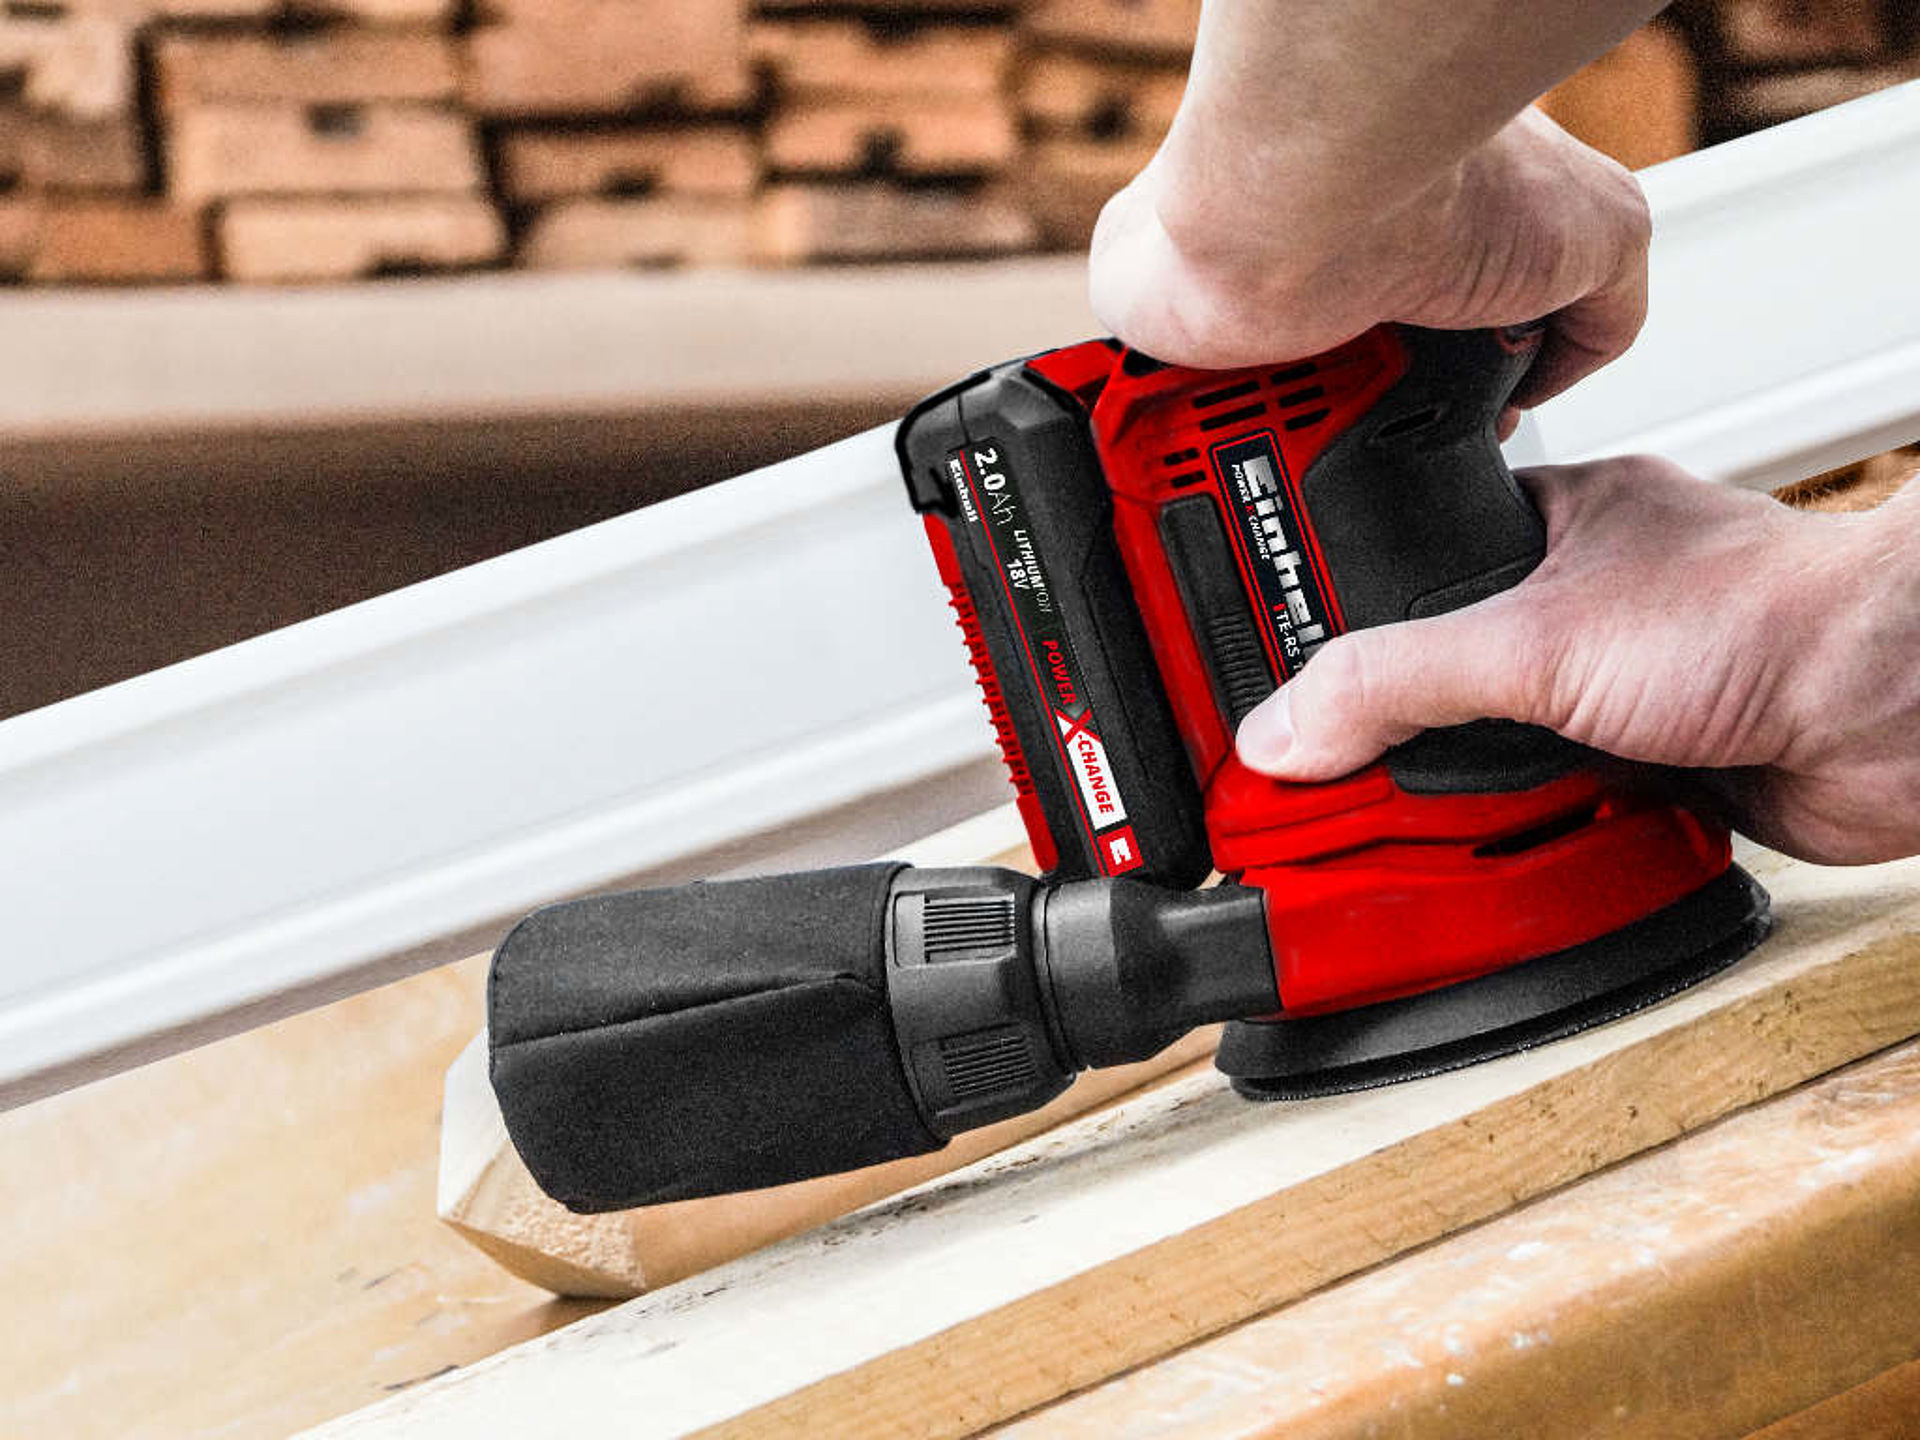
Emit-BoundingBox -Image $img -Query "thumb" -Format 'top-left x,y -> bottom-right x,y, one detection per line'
1236,600 -> 1555,782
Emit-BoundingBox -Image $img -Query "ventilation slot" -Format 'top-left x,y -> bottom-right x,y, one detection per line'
1283,408 -> 1331,431
939,1027 -> 1037,1103
1373,403 -> 1448,442
1162,447 -> 1200,466
1207,611 -> 1275,724
1472,805 -> 1598,859
1270,362 -> 1317,386
923,893 -> 1018,960
1167,470 -> 1208,488
1189,378 -> 1260,409
1274,384 -> 1326,409
1198,402 -> 1268,432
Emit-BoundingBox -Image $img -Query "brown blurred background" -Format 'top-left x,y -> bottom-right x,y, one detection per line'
1,0 -> 1914,723
0,0 -> 1916,285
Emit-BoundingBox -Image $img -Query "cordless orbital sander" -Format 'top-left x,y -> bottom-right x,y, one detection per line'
488,323 -> 1772,1214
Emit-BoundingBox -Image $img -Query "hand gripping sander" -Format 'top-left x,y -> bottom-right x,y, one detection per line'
487,324 -> 1772,1214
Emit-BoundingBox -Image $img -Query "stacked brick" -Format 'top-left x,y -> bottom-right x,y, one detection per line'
0,1 -> 1913,285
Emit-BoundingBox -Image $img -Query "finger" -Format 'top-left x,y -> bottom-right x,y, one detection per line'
1509,249 -> 1650,412
1236,599 -> 1556,782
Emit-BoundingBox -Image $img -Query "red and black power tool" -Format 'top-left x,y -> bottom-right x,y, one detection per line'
487,325 -> 1771,1214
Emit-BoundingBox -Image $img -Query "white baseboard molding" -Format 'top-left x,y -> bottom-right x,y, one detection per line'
4,84 -> 1919,1102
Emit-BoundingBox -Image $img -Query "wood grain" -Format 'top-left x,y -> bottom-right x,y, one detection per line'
516,196 -> 753,269
1022,0 -> 1202,60
1017,49 -> 1187,139
441,1022 -> 1218,1297
167,104 -> 483,201
300,846 -> 1920,1438
756,181 -> 1034,263
437,834 -> 1233,1300
28,198 -> 206,281
465,0 -> 753,118
0,107 -> 144,191
1746,1358 -> 1920,1440
753,18 -> 1010,99
1005,1040 -> 1920,1439
0,13 -> 133,120
765,95 -> 1017,177
497,126 -> 758,204
220,196 -> 504,281
0,957 -> 601,1440
153,29 -> 459,110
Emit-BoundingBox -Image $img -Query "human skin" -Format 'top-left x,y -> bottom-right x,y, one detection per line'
1235,459 -> 1920,865
1091,0 -> 1666,414
1089,0 -> 1920,864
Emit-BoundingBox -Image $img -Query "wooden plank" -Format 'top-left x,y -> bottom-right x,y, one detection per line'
755,0 -> 1016,13
1539,22 -> 1698,171
166,104 -> 483,201
441,1029 -> 1218,1298
59,0 -> 274,18
219,196 -> 504,281
1746,1358 -> 1920,1440
752,18 -> 1010,99
1005,1041 -> 1920,1440
1022,133 -> 1153,247
0,955 -> 606,1440
0,13 -> 132,120
495,125 -> 757,204
28,197 -> 206,281
1017,48 -> 1186,138
1725,62 -> 1920,129
153,29 -> 460,111
756,180 -> 1034,262
516,196 -> 753,269
1023,0 -> 1200,60
0,107 -> 144,190
63,0 -> 446,17
1775,445 -> 1920,512
299,846 -> 1920,1438
766,94 -> 1016,177
0,196 -> 41,276
297,0 -> 456,22
437,834 -> 1222,1299
1716,0 -> 1887,66
464,0 -> 753,118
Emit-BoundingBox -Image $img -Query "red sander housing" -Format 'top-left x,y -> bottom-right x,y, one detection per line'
485,325 -> 1771,1213
898,323 -> 1769,1098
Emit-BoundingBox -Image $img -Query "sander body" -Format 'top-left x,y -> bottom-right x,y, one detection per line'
488,325 -> 1772,1213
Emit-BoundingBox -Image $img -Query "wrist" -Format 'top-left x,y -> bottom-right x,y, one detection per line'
1772,493 -> 1918,769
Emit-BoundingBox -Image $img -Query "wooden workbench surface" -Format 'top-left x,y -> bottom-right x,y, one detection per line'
7,851 -> 1920,1439
0,956 -> 604,1440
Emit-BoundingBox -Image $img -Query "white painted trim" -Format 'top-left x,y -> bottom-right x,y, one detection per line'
4,84 -> 1919,1103
1514,78 -> 1920,487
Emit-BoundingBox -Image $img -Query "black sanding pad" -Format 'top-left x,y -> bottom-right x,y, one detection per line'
1217,864 -> 1772,1100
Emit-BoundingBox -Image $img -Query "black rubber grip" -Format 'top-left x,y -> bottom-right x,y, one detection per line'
1300,325 -> 1586,794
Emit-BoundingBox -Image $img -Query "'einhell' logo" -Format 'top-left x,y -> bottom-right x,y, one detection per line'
1213,436 -> 1335,677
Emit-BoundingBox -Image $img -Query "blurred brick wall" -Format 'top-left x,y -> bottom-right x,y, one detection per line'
0,0 -> 1914,285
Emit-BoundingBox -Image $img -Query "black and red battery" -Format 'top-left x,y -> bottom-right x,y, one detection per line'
898,324 -> 1739,1039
